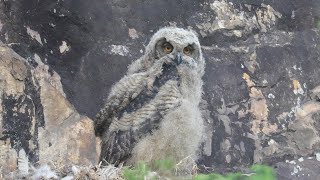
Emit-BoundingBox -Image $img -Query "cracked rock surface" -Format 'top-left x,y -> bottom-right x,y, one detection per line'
0,43 -> 98,177
0,0 -> 320,179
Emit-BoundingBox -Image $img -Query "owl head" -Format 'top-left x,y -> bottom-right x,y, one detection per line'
127,27 -> 205,77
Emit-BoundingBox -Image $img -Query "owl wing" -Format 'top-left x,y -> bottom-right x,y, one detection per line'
95,72 -> 149,136
98,64 -> 182,165
94,57 -> 168,136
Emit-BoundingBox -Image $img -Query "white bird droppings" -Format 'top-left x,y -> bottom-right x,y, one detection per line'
128,28 -> 139,39
59,41 -> 70,54
268,93 -> 275,99
315,153 -> 320,161
109,45 -> 129,56
26,26 -> 43,45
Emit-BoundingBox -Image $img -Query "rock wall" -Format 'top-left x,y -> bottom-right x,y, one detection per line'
0,0 -> 320,179
0,43 -> 98,176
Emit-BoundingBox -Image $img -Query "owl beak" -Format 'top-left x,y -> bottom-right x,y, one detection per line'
175,53 -> 182,65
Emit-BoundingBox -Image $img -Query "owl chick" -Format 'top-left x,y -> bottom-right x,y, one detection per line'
95,27 -> 205,166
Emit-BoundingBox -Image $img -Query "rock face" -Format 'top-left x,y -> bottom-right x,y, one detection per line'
0,0 -> 320,179
0,43 -> 98,177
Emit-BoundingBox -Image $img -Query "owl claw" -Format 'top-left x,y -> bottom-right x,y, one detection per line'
147,77 -> 155,92
157,68 -> 163,77
147,64 -> 163,92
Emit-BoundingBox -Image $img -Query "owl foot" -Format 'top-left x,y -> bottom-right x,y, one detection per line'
147,77 -> 155,92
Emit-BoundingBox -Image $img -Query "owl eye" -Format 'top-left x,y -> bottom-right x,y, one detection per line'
183,46 -> 193,55
163,43 -> 173,54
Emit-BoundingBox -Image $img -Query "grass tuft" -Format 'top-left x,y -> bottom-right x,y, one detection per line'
123,159 -> 276,180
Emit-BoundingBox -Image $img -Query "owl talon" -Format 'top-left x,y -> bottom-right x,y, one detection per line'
156,69 -> 163,77
147,77 -> 155,91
